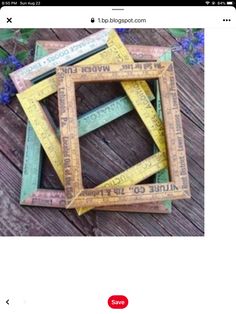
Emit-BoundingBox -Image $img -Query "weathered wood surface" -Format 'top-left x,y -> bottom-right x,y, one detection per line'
0,29 -> 204,236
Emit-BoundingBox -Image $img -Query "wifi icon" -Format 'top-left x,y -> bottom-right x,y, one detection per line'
206,1 -> 210,4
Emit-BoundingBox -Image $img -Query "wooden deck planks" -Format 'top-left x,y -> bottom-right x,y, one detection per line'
0,28 -> 204,236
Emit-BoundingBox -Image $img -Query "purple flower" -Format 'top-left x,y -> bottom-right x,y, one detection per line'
7,55 -> 23,69
193,50 -> 204,64
0,92 -> 11,105
116,28 -> 130,42
180,38 -> 191,51
116,28 -> 129,34
0,54 -> 23,105
0,58 -> 8,65
194,31 -> 204,46
0,55 -> 23,69
3,78 -> 17,95
0,77 -> 18,106
7,55 -> 18,63
177,29 -> 204,66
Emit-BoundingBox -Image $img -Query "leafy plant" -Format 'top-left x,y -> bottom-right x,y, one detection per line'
168,28 -> 204,66
0,47 -> 8,58
0,29 -> 15,41
0,29 -> 36,105
168,28 -> 188,38
0,28 -> 36,44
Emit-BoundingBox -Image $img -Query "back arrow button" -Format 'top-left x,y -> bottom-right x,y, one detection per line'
6,299 -> 9,305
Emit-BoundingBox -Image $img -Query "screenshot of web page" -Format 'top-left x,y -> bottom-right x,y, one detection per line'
0,4 -> 235,314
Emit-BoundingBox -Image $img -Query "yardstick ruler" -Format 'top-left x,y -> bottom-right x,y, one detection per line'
37,39 -> 172,213
57,61 -> 170,209
106,30 -> 166,152
18,30 -> 165,200
159,63 -> 190,192
22,152 -> 167,208
58,61 -> 170,82
20,40 -> 172,214
18,47 -> 165,214
22,187 -> 168,213
73,151 -> 167,213
57,61 -> 190,211
35,41 -> 70,58
154,50 -> 172,211
11,29 -> 112,92
21,96 -> 148,203
36,40 -> 170,61
18,47 -> 155,186
35,30 -> 167,152
69,183 -> 186,208
21,123 -> 42,202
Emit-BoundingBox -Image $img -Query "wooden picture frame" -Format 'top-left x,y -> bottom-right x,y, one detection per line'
56,61 -> 190,215
17,33 -> 174,214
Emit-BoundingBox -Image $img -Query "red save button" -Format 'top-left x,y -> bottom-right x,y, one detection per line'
108,295 -> 128,309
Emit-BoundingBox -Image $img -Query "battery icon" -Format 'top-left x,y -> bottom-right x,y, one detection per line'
227,1 -> 233,4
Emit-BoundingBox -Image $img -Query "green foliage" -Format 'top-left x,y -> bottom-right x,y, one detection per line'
15,50 -> 30,61
0,28 -> 37,105
2,65 -> 12,77
0,47 -> 8,58
168,28 -> 187,37
168,28 -> 204,66
168,28 -> 202,38
192,28 -> 202,33
16,29 -> 36,44
0,29 -> 15,41
0,29 -> 36,64
0,28 -> 36,44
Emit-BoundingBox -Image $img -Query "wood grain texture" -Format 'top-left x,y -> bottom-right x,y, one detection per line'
0,28 -> 204,236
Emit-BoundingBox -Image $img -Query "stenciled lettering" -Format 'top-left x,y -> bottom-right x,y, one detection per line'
149,183 -> 178,193
62,138 -> 70,158
81,65 -> 110,73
